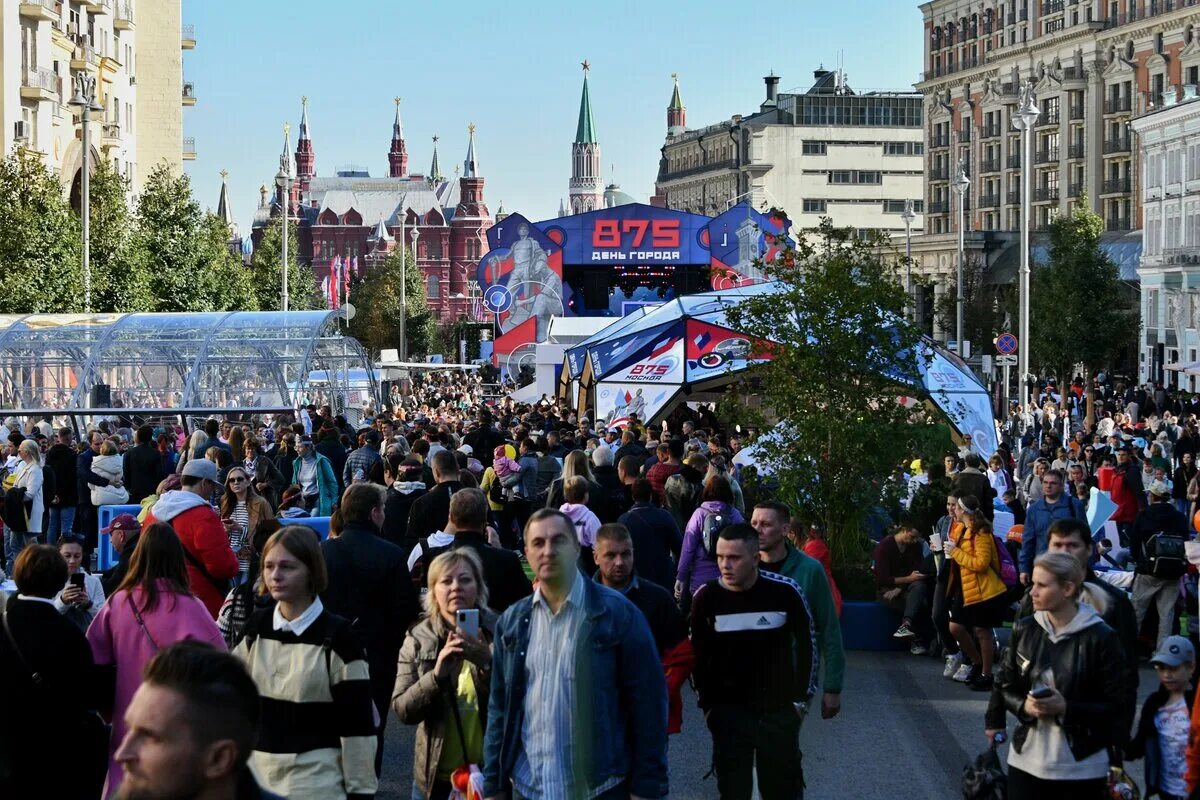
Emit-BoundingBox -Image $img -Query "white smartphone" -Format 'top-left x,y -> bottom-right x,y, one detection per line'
456,608 -> 480,639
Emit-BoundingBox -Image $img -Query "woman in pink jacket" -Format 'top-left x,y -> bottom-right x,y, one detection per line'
87,522 -> 225,797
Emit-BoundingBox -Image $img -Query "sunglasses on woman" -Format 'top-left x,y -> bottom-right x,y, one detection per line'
227,475 -> 248,485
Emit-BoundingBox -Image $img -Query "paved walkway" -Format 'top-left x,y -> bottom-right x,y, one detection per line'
377,649 -> 1160,799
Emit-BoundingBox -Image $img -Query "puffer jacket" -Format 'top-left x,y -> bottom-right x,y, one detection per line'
947,524 -> 1006,606
985,606 -> 1125,766
90,454 -> 129,506
392,611 -> 496,798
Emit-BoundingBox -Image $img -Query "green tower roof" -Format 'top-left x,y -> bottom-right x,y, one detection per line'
576,68 -> 598,144
669,76 -> 684,110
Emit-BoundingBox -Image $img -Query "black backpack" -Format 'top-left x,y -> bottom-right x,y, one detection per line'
701,510 -> 731,558
1145,528 -> 1188,579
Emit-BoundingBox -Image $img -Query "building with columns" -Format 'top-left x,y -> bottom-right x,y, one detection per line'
0,0 -> 193,200
250,98 -> 491,322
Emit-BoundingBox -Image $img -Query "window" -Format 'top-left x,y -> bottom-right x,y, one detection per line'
803,199 -> 827,213
426,274 -> 439,298
884,200 -> 924,213
802,141 -> 827,155
883,142 -> 921,156
828,170 -> 881,184
830,170 -> 852,184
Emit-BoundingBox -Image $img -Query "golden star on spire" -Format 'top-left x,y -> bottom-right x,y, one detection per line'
301,95 -> 307,107
394,96 -> 401,107
283,121 -> 290,137
432,134 -> 439,144
581,59 -> 590,73
468,122 -> 476,136
672,72 -> 678,82
219,168 -> 228,181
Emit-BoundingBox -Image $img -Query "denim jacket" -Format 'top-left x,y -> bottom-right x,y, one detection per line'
482,573 -> 670,798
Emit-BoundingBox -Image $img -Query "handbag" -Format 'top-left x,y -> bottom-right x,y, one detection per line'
961,743 -> 1006,799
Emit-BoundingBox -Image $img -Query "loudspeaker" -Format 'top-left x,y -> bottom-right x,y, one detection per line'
90,383 -> 111,408
582,269 -> 610,310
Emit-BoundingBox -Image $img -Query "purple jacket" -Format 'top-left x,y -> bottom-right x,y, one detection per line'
675,501 -> 744,594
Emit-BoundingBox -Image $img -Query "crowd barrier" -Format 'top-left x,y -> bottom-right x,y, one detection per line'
839,601 -> 908,652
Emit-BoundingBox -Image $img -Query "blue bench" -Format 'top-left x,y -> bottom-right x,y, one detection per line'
97,504 -> 144,570
839,600 -> 908,652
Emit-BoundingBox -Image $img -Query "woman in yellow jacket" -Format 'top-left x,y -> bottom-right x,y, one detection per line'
944,503 -> 1007,691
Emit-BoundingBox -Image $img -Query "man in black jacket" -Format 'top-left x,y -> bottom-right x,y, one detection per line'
463,412 -> 506,471
616,478 -> 682,593
423,488 -> 531,612
952,453 -> 995,520
1130,479 -> 1191,651
592,521 -> 686,656
100,513 -> 141,596
123,425 -> 164,504
405,450 -> 463,551
44,427 -> 78,538
319,483 -> 419,777
986,518 -> 1139,749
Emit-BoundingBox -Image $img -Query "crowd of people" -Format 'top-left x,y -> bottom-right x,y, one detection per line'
0,374 -> 848,800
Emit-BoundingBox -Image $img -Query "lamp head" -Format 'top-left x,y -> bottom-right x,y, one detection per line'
274,169 -> 287,190
900,198 -> 916,224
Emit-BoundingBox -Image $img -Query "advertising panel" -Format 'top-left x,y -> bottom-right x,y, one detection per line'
537,204 -> 711,265
595,382 -> 677,430
706,206 -> 791,289
604,332 -> 685,384
685,320 -> 772,383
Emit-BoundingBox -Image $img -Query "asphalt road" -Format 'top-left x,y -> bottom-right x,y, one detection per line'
377,650 -> 1161,799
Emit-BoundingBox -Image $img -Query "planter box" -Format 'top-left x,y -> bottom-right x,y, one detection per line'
840,600 -> 908,651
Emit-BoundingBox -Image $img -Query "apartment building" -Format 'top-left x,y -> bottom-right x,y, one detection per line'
913,0 -> 1194,338
653,69 -> 925,241
0,0 -> 193,199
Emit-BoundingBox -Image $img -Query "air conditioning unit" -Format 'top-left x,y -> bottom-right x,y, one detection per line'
13,121 -> 30,142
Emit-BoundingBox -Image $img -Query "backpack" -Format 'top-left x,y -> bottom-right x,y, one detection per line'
486,472 -> 505,506
1145,528 -> 1188,579
701,510 -> 731,558
992,535 -> 1019,589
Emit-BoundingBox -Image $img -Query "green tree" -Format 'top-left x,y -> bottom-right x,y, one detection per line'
348,246 -> 434,357
0,148 -> 80,312
934,253 -> 1016,353
725,220 -> 944,570
249,217 -> 318,311
1030,200 -> 1137,420
88,159 -> 152,312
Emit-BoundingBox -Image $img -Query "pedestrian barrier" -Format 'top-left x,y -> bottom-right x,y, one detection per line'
303,517 -> 330,539
839,601 -> 908,651
97,504 -> 144,570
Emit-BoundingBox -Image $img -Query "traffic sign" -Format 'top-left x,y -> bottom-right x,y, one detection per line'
996,354 -> 1018,366
995,332 -> 1018,355
483,284 -> 512,314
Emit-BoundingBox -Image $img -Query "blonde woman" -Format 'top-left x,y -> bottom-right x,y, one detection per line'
393,548 -> 494,800
944,508 -> 1007,691
544,449 -> 604,518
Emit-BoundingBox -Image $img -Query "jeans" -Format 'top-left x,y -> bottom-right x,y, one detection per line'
706,703 -> 804,799
48,506 -> 76,540
880,580 -> 933,643
3,526 -> 37,573
1132,573 -> 1181,650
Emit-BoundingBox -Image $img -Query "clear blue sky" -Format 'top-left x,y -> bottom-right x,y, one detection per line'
183,0 -> 925,234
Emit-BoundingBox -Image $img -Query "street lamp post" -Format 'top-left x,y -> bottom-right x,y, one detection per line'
900,199 -> 916,317
274,123 -> 291,312
69,73 -> 102,313
1012,81 -> 1041,409
952,162 -> 971,358
408,226 -> 421,362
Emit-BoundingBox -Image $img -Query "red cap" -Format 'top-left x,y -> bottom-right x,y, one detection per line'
102,513 -> 140,534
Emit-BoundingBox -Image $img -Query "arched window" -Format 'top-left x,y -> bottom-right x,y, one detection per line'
426,274 -> 439,298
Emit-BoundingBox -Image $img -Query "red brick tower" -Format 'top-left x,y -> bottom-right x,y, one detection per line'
388,97 -> 408,178
450,123 -> 490,317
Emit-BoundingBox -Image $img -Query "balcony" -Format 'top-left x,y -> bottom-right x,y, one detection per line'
93,0 -> 112,14
1103,138 -> 1131,154
1037,113 -> 1061,128
928,200 -> 949,214
959,128 -> 972,143
71,41 -> 99,71
1106,216 -> 1132,232
1041,0 -> 1064,13
1034,187 -> 1060,202
102,123 -> 120,146
183,137 -> 196,160
1068,183 -> 1084,198
1102,177 -> 1132,194
114,1 -> 133,30
1007,153 -> 1022,168
18,0 -> 60,22
1103,0 -> 1192,29
980,193 -> 1000,208
1069,105 -> 1085,120
981,124 -> 1002,139
182,81 -> 196,106
181,24 -> 196,49
931,134 -> 950,149
1035,148 -> 1059,164
930,166 -> 949,182
20,66 -> 56,101
1007,190 -> 1023,205
77,0 -> 103,10
1104,97 -> 1132,115
1068,143 -> 1086,159
981,157 -> 1001,173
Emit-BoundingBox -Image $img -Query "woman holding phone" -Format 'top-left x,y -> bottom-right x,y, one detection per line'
219,465 -> 274,584
53,533 -> 106,632
985,551 -> 1124,798
392,548 -> 494,800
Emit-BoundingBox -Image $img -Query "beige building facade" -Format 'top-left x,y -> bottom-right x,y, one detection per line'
0,0 -> 192,200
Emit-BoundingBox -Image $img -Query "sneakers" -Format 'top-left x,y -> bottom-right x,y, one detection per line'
968,673 -> 994,691
943,652 -> 964,679
910,642 -> 929,656
952,662 -> 974,682
893,623 -> 917,639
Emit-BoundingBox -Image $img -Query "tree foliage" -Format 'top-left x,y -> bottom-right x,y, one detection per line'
1030,200 -> 1137,398
934,253 -> 1016,352
724,221 -> 946,569
348,247 -> 435,358
249,217 -> 318,311
0,149 -> 80,312
89,160 -> 152,312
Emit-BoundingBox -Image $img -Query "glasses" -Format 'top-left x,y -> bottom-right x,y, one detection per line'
228,476 -> 247,484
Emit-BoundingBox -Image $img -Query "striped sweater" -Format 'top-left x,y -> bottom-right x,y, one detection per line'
233,607 -> 378,800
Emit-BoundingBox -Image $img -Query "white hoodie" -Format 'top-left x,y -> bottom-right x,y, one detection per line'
1006,603 -> 1109,782
151,489 -> 212,523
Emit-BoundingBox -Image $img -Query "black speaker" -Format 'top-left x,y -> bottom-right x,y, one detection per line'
583,269 -> 610,310
90,383 -> 111,408
675,267 -> 705,296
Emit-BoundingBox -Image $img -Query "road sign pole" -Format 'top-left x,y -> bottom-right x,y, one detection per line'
1004,363 -> 1011,413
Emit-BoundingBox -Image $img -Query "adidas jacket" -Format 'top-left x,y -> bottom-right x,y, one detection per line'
690,570 -> 819,711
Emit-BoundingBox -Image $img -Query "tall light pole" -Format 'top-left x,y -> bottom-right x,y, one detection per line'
274,123 -> 291,312
1013,81 -> 1041,409
408,224 -> 421,363
69,73 -> 102,313
399,211 -> 407,363
952,161 -> 971,358
900,199 -> 916,317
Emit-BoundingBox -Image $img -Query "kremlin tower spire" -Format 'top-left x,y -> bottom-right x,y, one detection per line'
429,135 -> 443,184
294,96 -> 315,197
388,97 -> 408,178
452,123 -> 490,315
667,73 -> 686,136
569,60 -> 603,215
